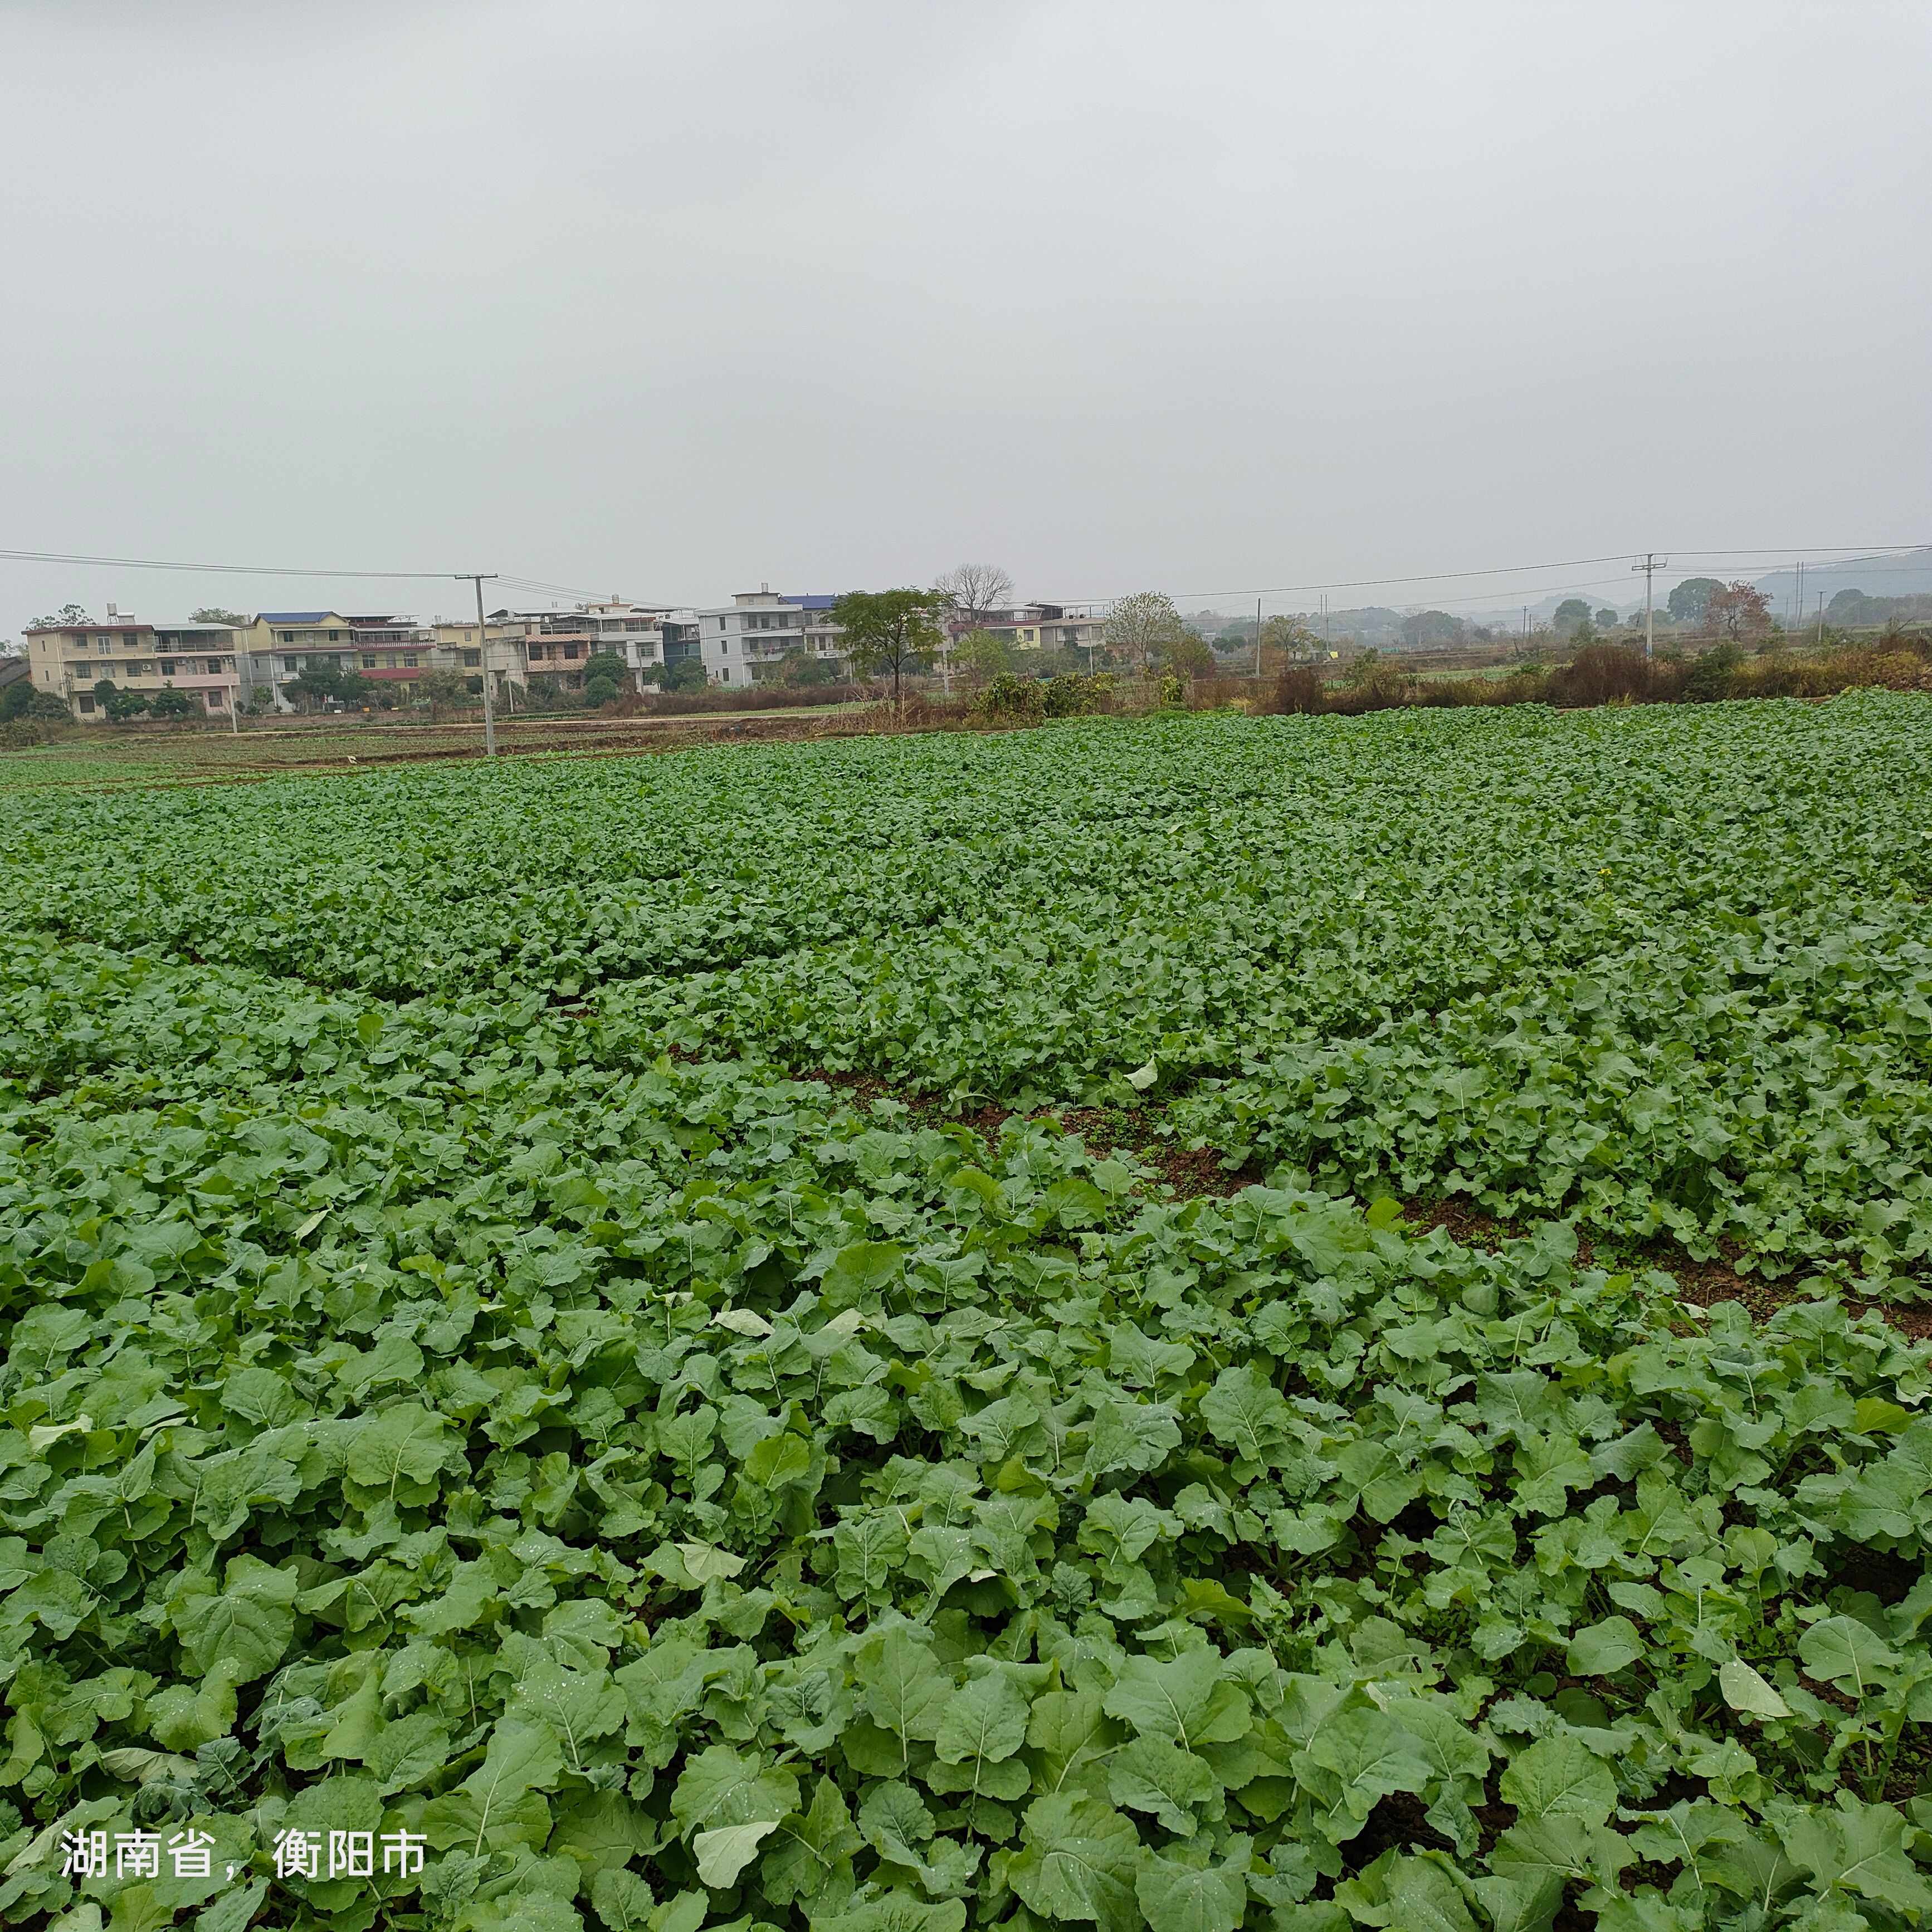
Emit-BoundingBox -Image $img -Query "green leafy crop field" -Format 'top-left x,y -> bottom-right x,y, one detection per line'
1,698 -> 1929,1932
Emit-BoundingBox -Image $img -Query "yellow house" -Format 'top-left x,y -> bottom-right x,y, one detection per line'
235,612 -> 354,709
24,611 -> 241,720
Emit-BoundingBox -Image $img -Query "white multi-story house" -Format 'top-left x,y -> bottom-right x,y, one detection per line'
696,588 -> 846,685
483,600 -> 695,697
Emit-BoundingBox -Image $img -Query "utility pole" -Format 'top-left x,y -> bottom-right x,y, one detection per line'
1631,553 -> 1667,661
1255,596 -> 1263,679
456,574 -> 499,755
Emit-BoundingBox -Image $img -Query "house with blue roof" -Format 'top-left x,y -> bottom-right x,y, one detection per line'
236,611 -> 354,709
695,588 -> 848,685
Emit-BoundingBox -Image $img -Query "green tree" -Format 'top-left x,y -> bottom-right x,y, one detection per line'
0,677 -> 35,721
31,603 -> 89,629
1553,598 -> 1593,637
828,588 -> 947,708
1398,610 -> 1465,647
190,607 -> 248,627
416,668 -> 472,706
773,649 -> 841,688
149,689 -> 198,719
640,658 -> 709,694
94,679 -> 150,722
285,663 -> 373,711
1594,607 -> 1618,630
1104,592 -> 1191,675
1159,632 -> 1216,680
583,652 -> 630,707
952,628 -> 1020,689
1258,615 -> 1320,670
1667,577 -> 1723,623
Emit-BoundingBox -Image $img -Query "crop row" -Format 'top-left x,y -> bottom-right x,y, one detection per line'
5,699 -> 1931,1286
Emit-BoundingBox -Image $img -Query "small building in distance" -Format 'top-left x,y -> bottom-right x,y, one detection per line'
485,599 -> 682,699
24,606 -> 242,719
343,614 -> 437,695
952,602 -> 1107,662
428,613 -> 527,704
236,611 -> 356,710
696,589 -> 847,684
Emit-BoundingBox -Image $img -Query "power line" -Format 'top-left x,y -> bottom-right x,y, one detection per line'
0,545 -> 462,579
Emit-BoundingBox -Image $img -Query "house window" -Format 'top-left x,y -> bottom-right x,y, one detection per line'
206,690 -> 223,708
564,644 -> 581,660
716,617 -> 725,630
280,632 -> 295,643
97,638 -> 113,653
328,630 -> 342,641
78,695 -> 95,712
403,653 -> 418,668
160,660 -> 177,676
363,654 -> 378,668
625,619 -> 646,632
462,650 -> 481,668
206,658 -> 222,675
720,669 -> 730,681
529,643 -> 545,661
282,657 -> 299,672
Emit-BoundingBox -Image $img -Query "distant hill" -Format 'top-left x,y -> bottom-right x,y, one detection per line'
1752,547 -> 1932,618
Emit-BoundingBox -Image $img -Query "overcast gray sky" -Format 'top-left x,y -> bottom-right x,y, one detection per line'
3,1 -> 1928,633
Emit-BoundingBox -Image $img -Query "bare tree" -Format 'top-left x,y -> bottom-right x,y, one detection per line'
931,565 -> 1014,696
933,564 -> 1014,629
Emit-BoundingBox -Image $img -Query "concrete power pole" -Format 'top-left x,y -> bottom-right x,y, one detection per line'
1632,553 -> 1667,661
457,574 -> 500,756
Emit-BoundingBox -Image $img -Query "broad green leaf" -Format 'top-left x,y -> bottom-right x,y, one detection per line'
1198,1364 -> 1290,1470
933,1672 -> 1030,1767
692,1820 -> 779,1887
343,1403 -> 450,1496
173,1556 -> 297,1682
589,1867 -> 656,1932
421,1719 -> 563,1857
1775,1797 -> 1932,1913
1106,1737 -> 1216,1835
1797,1616 -> 1900,1696
1083,1398 -> 1182,1477
669,1743 -> 801,1837
1101,1649 -> 1248,1750
1567,1615 -> 1644,1677
1134,1848 -> 1248,1932
1007,1793 -> 1141,1932
1499,1734 -> 1618,1828
760,1775 -> 862,1906
1718,1658 -> 1792,1721
858,1628 -> 951,1749
822,1241 -> 905,1306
